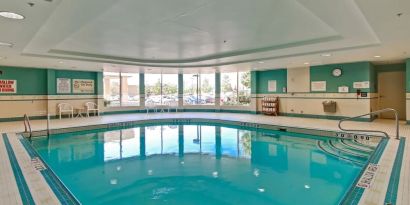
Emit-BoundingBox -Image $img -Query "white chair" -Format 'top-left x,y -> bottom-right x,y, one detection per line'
85,102 -> 99,117
167,101 -> 179,112
58,103 -> 74,119
145,101 -> 157,114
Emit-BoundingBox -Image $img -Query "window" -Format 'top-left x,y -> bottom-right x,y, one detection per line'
183,73 -> 215,105
220,71 -> 251,105
103,72 -> 120,107
145,74 -> 178,105
103,72 -> 140,107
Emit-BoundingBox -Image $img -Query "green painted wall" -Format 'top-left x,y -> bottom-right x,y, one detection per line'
0,66 -> 102,95
254,69 -> 287,94
0,66 -> 48,95
310,62 -> 375,93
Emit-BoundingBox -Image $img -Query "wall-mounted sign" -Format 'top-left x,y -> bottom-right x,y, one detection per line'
338,86 -> 349,93
73,79 -> 94,93
268,80 -> 277,92
56,78 -> 71,94
311,81 -> 326,91
353,81 -> 370,89
0,79 -> 17,93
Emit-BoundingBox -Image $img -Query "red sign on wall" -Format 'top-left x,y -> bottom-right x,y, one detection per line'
0,79 -> 17,93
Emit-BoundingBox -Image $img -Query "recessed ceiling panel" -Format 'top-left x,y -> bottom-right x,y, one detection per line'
52,0 -> 338,61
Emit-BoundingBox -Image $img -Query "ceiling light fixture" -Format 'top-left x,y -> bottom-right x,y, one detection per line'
374,55 -> 381,58
0,11 -> 25,20
58,61 -> 64,64
304,62 -> 310,65
258,61 -> 264,64
320,53 -> 332,57
0,42 -> 13,47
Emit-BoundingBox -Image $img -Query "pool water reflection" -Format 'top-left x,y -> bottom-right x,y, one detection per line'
31,124 -> 370,205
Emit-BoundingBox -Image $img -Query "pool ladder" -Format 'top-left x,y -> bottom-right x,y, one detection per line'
23,114 -> 33,139
338,108 -> 399,140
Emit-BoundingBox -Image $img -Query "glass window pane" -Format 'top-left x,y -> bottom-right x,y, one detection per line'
221,72 -> 238,105
121,73 -> 139,106
238,72 -> 251,106
103,72 -> 120,107
162,74 -> 178,106
145,74 -> 162,106
199,74 -> 215,105
183,74 -> 199,105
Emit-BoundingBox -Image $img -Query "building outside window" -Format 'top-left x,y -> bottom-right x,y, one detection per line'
145,74 -> 178,105
220,71 -> 251,106
183,73 -> 215,105
103,72 -> 140,107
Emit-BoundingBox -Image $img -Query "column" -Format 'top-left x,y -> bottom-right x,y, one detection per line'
215,72 -> 221,110
178,73 -> 184,109
139,73 -> 145,108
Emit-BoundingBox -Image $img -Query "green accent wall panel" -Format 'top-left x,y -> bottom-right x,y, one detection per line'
52,70 -> 100,95
254,69 -> 287,94
310,62 -> 374,93
0,66 -> 47,95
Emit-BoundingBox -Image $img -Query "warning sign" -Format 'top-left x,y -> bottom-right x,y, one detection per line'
0,79 -> 17,93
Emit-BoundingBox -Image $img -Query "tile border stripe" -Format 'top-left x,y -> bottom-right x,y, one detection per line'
2,133 -> 35,205
384,137 -> 406,204
19,136 -> 81,205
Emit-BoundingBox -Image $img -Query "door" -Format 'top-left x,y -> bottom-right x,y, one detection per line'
378,71 -> 406,120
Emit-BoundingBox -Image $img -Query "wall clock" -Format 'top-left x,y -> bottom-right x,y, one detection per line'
332,68 -> 342,77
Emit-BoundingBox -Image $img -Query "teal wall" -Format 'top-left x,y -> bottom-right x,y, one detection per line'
0,66 -> 48,95
310,62 -> 375,93
253,69 -> 287,94
0,66 -> 102,95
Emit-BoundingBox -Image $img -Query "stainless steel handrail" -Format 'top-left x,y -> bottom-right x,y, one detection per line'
338,108 -> 399,140
23,114 -> 32,139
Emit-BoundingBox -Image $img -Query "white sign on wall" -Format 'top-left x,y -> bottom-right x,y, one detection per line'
0,79 -> 17,93
311,81 -> 326,91
353,81 -> 370,89
268,80 -> 277,92
56,78 -> 71,94
338,86 -> 349,93
73,79 -> 94,93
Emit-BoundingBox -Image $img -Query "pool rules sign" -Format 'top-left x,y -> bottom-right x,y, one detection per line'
0,79 -> 17,93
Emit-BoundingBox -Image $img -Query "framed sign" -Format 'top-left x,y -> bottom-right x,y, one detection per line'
268,80 -> 277,92
311,81 -> 326,92
73,79 -> 94,93
353,81 -> 370,89
0,79 -> 17,93
57,78 -> 71,94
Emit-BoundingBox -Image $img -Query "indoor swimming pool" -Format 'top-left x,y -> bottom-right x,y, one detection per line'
29,123 -> 381,205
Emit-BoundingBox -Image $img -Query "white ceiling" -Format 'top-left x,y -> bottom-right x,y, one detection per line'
0,0 -> 409,73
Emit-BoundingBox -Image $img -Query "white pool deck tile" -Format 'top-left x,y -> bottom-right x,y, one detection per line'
0,134 -> 22,205
0,112 -> 409,205
6,133 -> 60,205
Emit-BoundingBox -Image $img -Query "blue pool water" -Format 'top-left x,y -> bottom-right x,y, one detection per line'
30,124 -> 378,205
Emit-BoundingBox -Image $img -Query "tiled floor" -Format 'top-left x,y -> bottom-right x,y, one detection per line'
0,112 -> 408,205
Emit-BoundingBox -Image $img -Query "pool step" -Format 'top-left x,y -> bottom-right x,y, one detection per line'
341,139 -> 375,152
328,140 -> 370,158
317,141 -> 366,166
